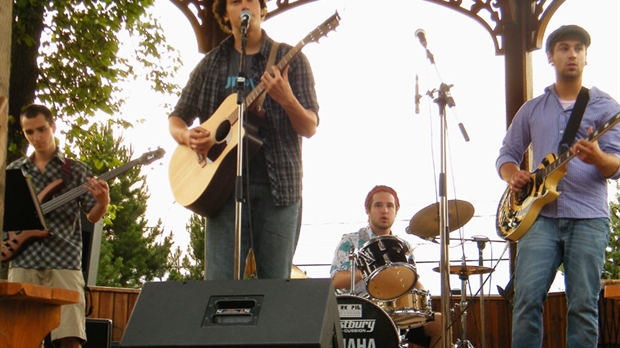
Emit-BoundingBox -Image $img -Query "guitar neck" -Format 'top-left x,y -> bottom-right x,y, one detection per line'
40,157 -> 144,214
542,112 -> 620,178
245,42 -> 305,107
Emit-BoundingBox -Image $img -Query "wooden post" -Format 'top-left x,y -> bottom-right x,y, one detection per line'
0,282 -> 80,348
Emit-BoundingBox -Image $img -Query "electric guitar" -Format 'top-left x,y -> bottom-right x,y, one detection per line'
496,112 -> 620,241
168,12 -> 340,217
1,148 -> 165,262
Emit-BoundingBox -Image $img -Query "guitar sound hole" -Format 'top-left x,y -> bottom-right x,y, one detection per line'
215,121 -> 231,142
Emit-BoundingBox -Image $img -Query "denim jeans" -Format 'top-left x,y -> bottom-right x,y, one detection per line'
205,183 -> 300,280
512,216 -> 609,348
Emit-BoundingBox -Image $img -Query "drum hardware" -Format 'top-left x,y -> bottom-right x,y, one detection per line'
432,263 -> 494,348
472,235 -> 489,348
348,246 -> 357,294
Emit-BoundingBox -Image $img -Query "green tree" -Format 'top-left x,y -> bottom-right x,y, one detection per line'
604,182 -> 620,279
168,213 -> 205,281
8,0 -> 180,161
70,121 -> 174,288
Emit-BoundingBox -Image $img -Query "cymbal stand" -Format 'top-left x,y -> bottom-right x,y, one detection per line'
417,32 -> 469,348
473,235 -> 490,348
455,269 -> 474,348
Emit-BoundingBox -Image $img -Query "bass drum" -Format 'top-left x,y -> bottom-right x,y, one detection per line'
337,295 -> 401,348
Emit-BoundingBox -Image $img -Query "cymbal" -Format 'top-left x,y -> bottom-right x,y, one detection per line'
432,265 -> 495,276
406,199 -> 474,238
291,265 -> 308,279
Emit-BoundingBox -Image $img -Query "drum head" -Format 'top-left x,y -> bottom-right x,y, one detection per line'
337,295 -> 401,348
367,264 -> 417,300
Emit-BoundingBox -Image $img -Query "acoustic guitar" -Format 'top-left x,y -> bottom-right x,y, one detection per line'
168,12 -> 340,217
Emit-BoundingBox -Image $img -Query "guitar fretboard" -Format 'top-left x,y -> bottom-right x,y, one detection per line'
542,112 -> 620,178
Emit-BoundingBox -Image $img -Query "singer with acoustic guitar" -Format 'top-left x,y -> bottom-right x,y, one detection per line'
495,25 -> 620,348
3,104 -> 110,348
168,0 -> 319,280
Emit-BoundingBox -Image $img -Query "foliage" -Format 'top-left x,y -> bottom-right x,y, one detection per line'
167,213 -> 206,281
70,121 -> 175,288
604,182 -> 620,279
3,0 -> 182,284
8,0 -> 181,161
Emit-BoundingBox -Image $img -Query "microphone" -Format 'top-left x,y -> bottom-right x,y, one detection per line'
415,74 -> 421,114
415,29 -> 427,48
240,10 -> 252,34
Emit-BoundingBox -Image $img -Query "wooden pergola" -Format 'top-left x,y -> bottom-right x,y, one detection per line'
170,0 -> 565,130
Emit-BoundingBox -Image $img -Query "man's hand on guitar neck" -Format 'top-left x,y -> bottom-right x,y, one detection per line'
570,126 -> 620,178
262,65 -> 318,138
84,177 -> 110,223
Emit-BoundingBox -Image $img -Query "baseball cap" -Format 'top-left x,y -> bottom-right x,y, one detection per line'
546,25 -> 591,52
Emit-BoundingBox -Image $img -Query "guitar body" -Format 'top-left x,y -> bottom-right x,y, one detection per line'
168,94 -> 263,217
496,153 -> 567,241
2,230 -> 51,262
1,179 -> 63,262
495,111 -> 620,241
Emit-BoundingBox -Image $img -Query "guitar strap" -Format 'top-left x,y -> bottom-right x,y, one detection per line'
61,157 -> 72,182
255,42 -> 280,114
558,86 -> 589,154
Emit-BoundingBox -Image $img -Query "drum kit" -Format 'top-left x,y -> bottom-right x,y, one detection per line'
337,199 -> 496,348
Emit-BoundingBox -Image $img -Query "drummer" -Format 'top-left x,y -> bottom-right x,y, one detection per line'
330,185 -> 446,348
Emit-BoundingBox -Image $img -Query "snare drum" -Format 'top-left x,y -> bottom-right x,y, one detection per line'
337,295 -> 401,348
379,288 -> 434,329
356,235 -> 418,300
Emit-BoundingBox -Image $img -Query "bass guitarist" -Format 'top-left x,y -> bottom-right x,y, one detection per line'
496,25 -> 620,348
167,0 -> 319,280
3,104 -> 110,348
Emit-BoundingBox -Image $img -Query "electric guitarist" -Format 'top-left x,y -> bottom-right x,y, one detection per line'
167,0 -> 321,281
495,25 -> 620,348
4,104 -> 110,348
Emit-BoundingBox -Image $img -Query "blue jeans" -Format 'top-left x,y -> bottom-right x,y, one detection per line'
512,216 -> 609,348
205,183 -> 300,280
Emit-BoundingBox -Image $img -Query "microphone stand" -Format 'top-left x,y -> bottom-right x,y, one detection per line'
419,36 -> 469,348
233,26 -> 249,280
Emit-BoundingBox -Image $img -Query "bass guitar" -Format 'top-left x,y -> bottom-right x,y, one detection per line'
1,148 -> 165,262
168,12 -> 340,217
496,112 -> 620,241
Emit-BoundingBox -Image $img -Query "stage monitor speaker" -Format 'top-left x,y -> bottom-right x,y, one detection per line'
45,318 -> 111,348
120,279 -> 343,348
84,318 -> 112,348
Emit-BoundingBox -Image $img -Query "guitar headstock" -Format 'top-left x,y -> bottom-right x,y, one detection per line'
303,11 -> 341,44
139,147 -> 166,165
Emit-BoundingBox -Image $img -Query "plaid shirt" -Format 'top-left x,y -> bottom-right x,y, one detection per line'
170,31 -> 319,205
5,150 -> 97,270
